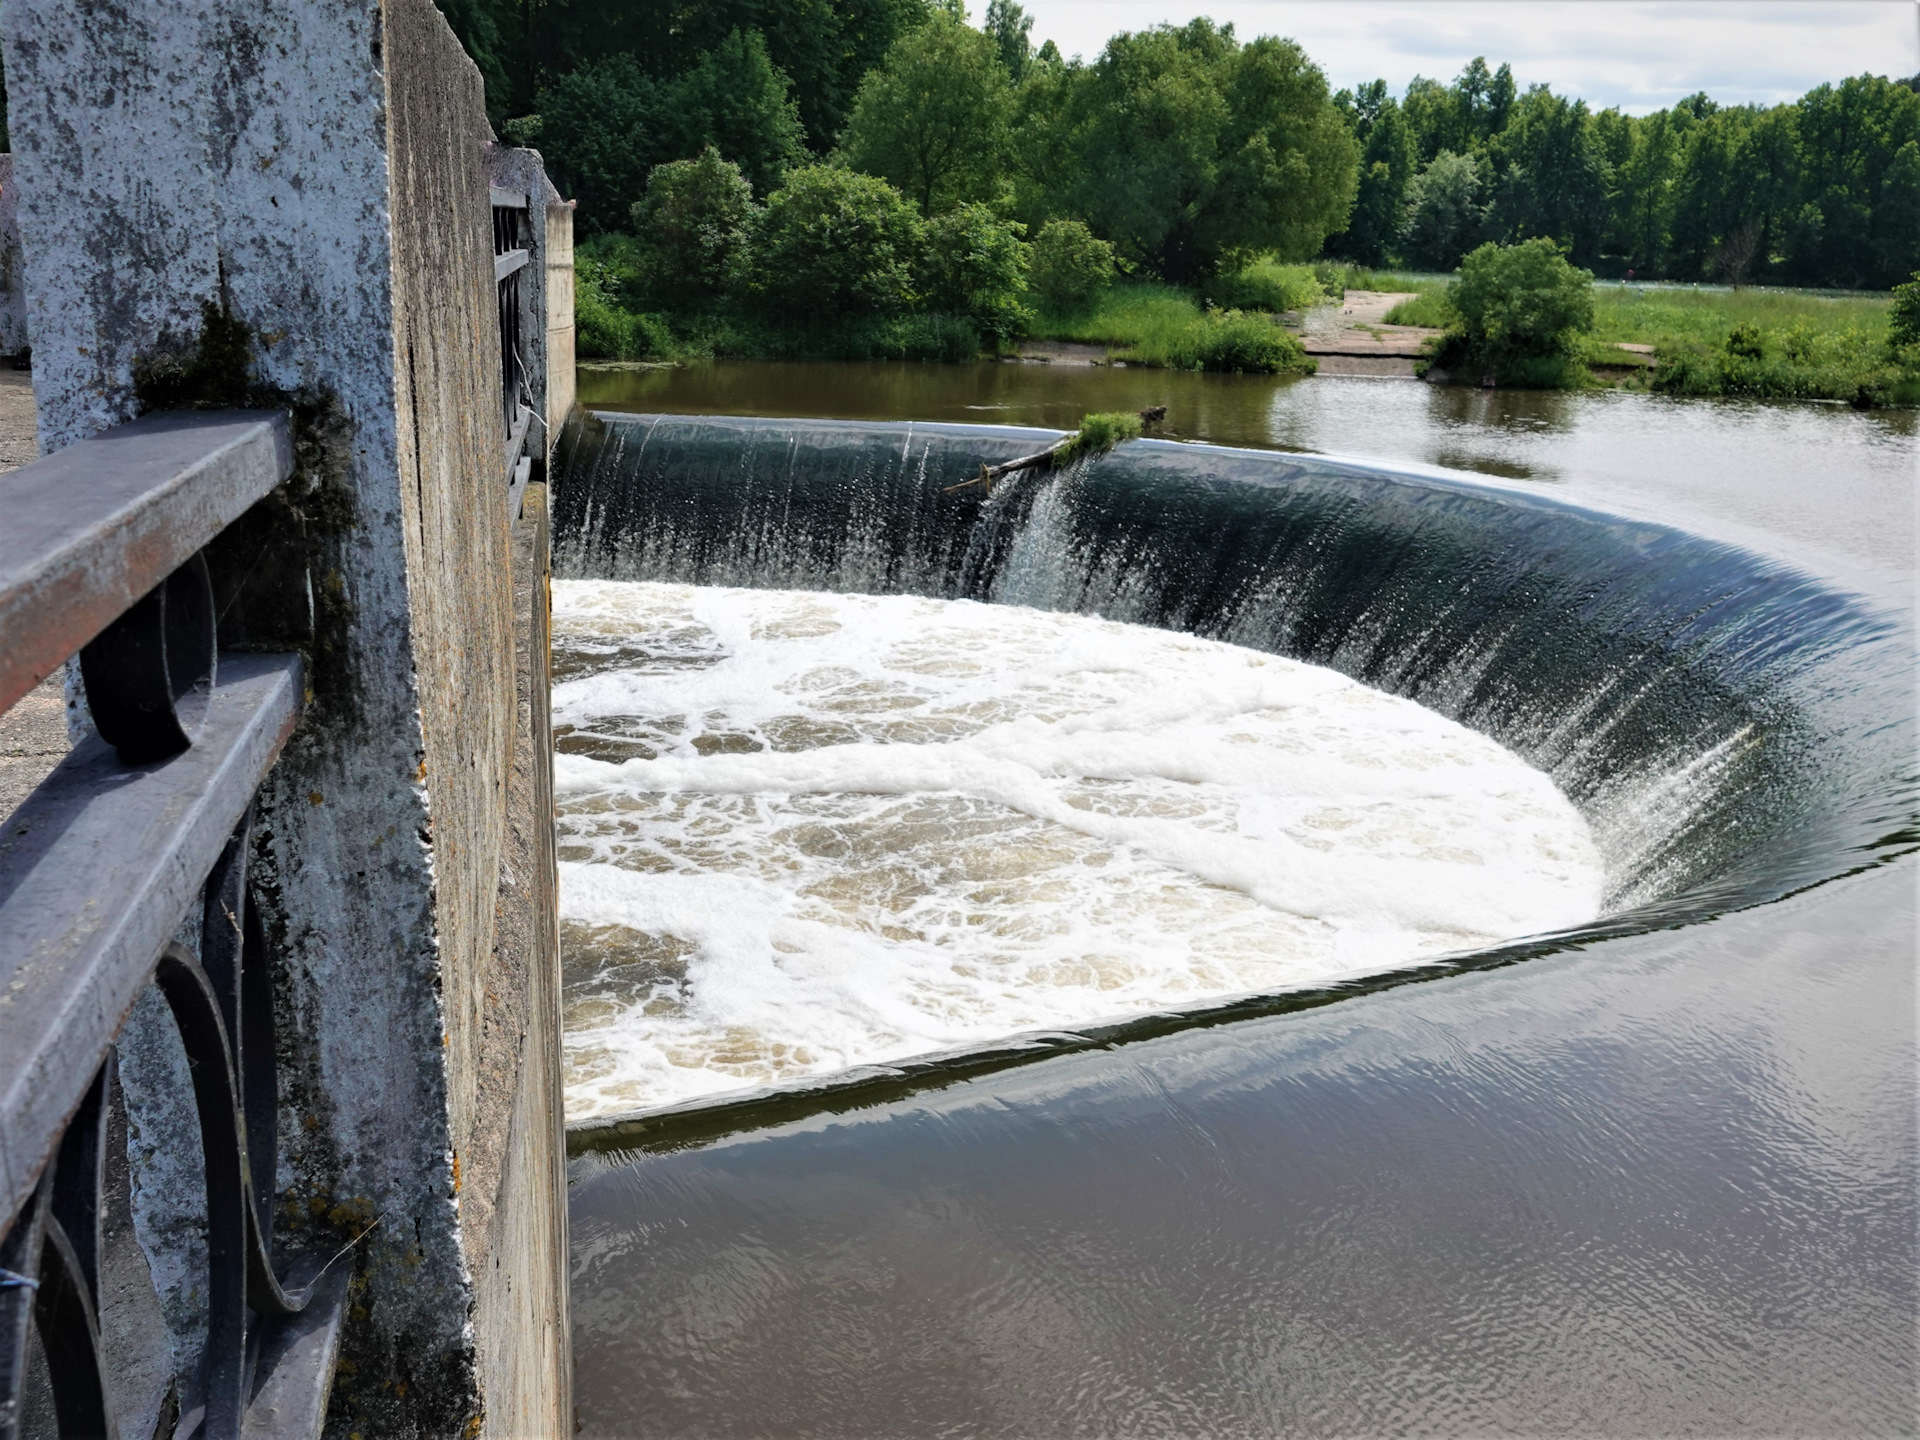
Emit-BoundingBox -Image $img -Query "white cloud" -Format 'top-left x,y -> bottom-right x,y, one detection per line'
1017,0 -> 1920,113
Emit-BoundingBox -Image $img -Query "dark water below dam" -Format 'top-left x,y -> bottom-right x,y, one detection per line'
558,367 -> 1917,1436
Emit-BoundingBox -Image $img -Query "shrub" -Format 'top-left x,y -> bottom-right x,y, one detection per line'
1889,271 -> 1920,347
1724,322 -> 1766,359
630,148 -> 756,302
918,205 -> 1030,346
1028,220 -> 1117,316
748,166 -> 923,319
1133,310 -> 1315,373
1445,238 -> 1595,369
1208,261 -> 1325,314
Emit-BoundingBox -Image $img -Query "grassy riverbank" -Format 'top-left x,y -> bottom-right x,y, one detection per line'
1380,280 -> 1918,405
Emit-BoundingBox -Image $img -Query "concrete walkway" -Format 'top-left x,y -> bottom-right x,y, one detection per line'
1297,290 -> 1443,376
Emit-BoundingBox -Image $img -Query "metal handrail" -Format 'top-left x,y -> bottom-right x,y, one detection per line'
0,411 -> 294,714
0,406 -> 346,1434
0,653 -> 301,1227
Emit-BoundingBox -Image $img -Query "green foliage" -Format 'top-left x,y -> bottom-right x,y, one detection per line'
749,165 -> 925,318
1027,220 -> 1117,315
1125,310 -> 1314,373
1055,410 -> 1143,461
667,29 -> 809,199
1326,82 -> 1418,265
1207,260 -> 1325,313
1026,20 -> 1357,282
1485,86 -> 1609,264
984,0 -> 1035,81
1399,150 -> 1486,269
1724,322 -> 1765,359
917,205 -> 1032,344
1380,290 -> 1455,326
538,27 -> 806,234
576,254 -> 674,360
1890,272 -> 1920,346
630,148 -> 757,301
839,15 -> 1010,217
1442,239 -> 1595,370
539,55 -> 669,236
1652,324 -> 1918,406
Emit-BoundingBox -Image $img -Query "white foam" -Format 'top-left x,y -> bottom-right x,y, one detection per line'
554,581 -> 1605,1119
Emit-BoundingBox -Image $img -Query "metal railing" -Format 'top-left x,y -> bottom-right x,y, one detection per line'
492,185 -> 534,517
0,411 -> 345,1437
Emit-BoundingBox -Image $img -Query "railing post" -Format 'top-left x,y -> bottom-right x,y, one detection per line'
1,1 -> 570,1433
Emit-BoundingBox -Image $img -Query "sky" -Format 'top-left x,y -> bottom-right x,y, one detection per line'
1017,1 -> 1920,113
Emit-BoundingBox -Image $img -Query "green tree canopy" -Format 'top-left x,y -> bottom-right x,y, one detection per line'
984,0 -> 1035,82
840,14 -> 1012,216
666,30 -> 809,199
630,148 -> 758,299
749,165 -> 925,316
1038,20 -> 1356,281
1327,82 -> 1417,265
1486,86 -> 1610,263
1027,219 -> 1117,313
1400,150 -> 1488,270
539,55 -> 668,235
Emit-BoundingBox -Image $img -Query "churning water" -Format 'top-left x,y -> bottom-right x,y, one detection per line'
555,581 -> 1603,1119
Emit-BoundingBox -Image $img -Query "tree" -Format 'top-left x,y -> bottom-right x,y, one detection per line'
918,204 -> 1031,342
1327,83 -> 1416,265
630,148 -> 757,300
539,55 -> 668,235
748,165 -> 925,317
1057,21 -> 1356,281
665,30 -> 808,199
1400,151 -> 1488,270
1027,219 -> 1116,313
1486,85 -> 1610,264
839,14 -> 1011,216
1445,238 -> 1594,367
520,0 -> 930,157
984,0 -> 1035,82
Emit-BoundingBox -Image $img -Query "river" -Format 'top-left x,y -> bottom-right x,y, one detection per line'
563,360 -> 1917,1438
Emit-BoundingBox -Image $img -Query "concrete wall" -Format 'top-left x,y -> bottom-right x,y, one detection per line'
0,155 -> 26,360
0,0 -> 568,1433
545,206 -> 577,441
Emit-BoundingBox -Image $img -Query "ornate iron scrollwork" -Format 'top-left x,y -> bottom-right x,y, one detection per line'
78,555 -> 217,766
0,808 -> 322,1440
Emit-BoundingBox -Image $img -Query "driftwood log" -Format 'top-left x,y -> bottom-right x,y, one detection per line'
942,406 -> 1168,495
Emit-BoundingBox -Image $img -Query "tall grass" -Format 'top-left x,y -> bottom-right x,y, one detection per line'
1590,286 -> 1891,347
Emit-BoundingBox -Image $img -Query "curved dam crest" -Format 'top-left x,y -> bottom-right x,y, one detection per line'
552,408 -> 1916,1140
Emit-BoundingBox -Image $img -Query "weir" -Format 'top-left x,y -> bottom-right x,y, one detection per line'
0,3 -> 1913,1436
555,415 -> 1918,1433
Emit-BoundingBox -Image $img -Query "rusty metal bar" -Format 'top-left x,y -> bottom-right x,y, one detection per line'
0,652 -> 302,1235
0,411 -> 294,715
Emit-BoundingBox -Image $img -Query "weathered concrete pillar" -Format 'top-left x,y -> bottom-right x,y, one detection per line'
1,1 -> 569,1434
0,156 -> 26,364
